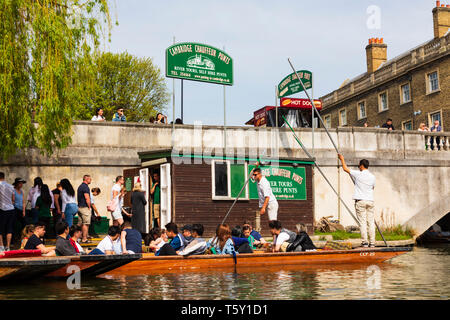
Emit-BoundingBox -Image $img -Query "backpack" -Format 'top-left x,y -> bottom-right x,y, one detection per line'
107,197 -> 118,212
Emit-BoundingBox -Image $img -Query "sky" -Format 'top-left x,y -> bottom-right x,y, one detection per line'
104,0 -> 436,126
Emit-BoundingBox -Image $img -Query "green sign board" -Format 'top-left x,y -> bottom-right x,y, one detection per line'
278,70 -> 312,98
166,42 -> 233,85
125,177 -> 132,192
248,165 -> 307,200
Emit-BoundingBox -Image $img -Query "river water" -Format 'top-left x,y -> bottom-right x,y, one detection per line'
0,245 -> 448,300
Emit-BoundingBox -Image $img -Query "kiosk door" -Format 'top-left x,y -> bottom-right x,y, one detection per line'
160,163 -> 171,227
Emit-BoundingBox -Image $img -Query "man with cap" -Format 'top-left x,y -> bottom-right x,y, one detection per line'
12,177 -> 27,243
177,224 -> 207,256
181,224 -> 194,247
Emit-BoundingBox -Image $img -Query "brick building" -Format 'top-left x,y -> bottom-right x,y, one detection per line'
320,2 -> 450,131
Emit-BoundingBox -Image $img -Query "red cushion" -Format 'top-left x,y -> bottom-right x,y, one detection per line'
0,250 -> 42,258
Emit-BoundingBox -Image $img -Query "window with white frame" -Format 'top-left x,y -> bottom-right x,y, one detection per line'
427,71 -> 439,93
339,109 -> 347,126
379,92 -> 388,112
324,115 -> 331,128
401,83 -> 411,103
402,120 -> 412,131
211,160 -> 249,200
429,111 -> 442,129
357,101 -> 366,119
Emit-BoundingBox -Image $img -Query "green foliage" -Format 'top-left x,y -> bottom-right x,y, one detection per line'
315,225 -> 414,241
0,0 -> 111,159
76,51 -> 169,122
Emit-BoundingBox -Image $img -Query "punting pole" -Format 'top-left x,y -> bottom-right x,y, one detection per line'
221,167 -> 256,226
286,59 -> 387,246
282,114 -> 388,247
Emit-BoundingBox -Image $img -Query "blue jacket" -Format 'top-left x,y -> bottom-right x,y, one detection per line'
112,113 -> 126,122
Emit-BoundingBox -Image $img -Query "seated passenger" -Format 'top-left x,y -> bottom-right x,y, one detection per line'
242,225 -> 260,250
156,222 -> 187,256
231,225 -> 253,253
177,224 -> 207,256
207,224 -> 237,255
243,220 -> 266,245
268,220 -> 299,252
181,224 -> 195,245
24,222 -> 55,256
69,225 -> 85,254
55,221 -> 77,256
20,225 -> 34,249
148,227 -> 168,252
287,223 -> 317,252
89,226 -> 122,255
120,220 -> 143,254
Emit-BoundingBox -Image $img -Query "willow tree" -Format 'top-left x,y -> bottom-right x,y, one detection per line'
0,0 -> 111,159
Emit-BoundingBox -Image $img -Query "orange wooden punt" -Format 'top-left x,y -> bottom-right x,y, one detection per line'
44,253 -> 141,278
105,247 -> 412,276
0,256 -> 71,282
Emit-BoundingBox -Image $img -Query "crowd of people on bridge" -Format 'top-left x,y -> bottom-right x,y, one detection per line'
91,107 -> 180,124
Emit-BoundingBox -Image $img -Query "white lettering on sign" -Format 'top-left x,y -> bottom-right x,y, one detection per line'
195,45 -> 217,57
169,44 -> 193,56
218,52 -> 231,64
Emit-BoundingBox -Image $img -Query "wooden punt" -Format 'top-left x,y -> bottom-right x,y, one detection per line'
44,253 -> 142,279
0,257 -> 71,282
105,247 -> 412,276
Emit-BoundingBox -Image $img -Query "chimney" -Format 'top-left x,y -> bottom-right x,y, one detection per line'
433,1 -> 450,38
365,38 -> 387,73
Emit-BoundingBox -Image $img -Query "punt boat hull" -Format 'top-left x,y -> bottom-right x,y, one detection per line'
0,257 -> 71,282
44,253 -> 142,279
105,247 -> 412,276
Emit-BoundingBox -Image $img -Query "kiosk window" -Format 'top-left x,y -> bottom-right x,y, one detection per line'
214,162 -> 228,197
212,160 -> 248,200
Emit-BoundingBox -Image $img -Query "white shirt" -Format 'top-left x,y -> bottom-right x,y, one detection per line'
91,115 -> 105,121
96,236 -> 122,254
28,186 -> 40,208
74,241 -> 85,254
111,184 -> 121,200
257,176 -> 277,208
349,169 -> 376,201
275,231 -> 291,246
61,189 -> 77,212
0,181 -> 15,211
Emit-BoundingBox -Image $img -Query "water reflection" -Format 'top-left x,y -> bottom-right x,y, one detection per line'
0,246 -> 448,300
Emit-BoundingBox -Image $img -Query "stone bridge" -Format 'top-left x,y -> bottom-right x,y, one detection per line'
1,121 -> 449,236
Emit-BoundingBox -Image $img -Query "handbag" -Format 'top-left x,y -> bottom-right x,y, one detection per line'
107,197 -> 118,212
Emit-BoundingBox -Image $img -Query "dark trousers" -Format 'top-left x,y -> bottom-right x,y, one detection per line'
39,217 -> 52,238
13,209 -> 26,242
0,209 -> 15,236
157,243 -> 177,256
430,137 -> 441,150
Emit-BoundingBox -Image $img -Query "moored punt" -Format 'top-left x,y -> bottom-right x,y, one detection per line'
0,257 -> 71,282
45,253 -> 142,279
105,247 -> 412,276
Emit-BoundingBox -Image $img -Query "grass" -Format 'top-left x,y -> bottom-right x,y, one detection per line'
315,225 -> 415,241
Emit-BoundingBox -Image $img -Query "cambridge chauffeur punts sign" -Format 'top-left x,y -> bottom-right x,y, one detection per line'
248,165 -> 307,200
166,42 -> 233,85
278,70 -> 312,98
